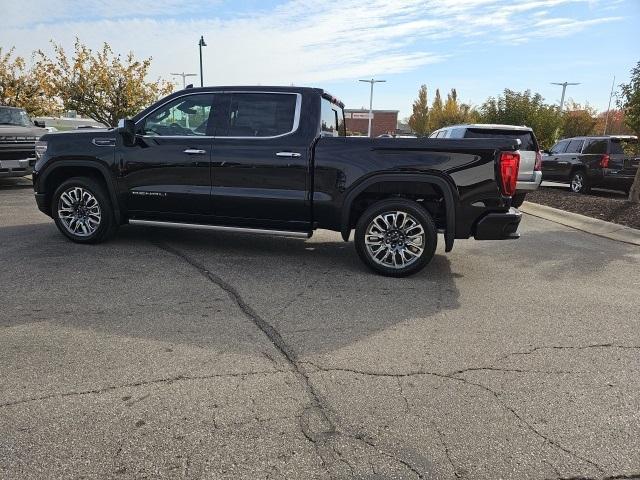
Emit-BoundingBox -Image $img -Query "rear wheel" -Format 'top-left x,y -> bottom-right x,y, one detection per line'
570,170 -> 590,194
52,177 -> 117,243
355,199 -> 437,277
511,193 -> 526,208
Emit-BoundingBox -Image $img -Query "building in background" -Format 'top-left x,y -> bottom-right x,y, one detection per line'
344,109 -> 399,137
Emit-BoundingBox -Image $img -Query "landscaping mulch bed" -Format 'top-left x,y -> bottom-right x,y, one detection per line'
526,185 -> 640,230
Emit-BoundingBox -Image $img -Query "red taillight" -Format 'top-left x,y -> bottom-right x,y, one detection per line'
499,151 -> 520,197
600,154 -> 610,168
534,150 -> 542,171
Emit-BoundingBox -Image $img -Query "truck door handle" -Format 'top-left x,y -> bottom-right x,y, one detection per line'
276,152 -> 301,158
183,149 -> 206,155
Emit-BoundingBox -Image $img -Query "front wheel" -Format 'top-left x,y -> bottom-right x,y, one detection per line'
52,177 -> 117,243
355,199 -> 437,277
570,170 -> 590,194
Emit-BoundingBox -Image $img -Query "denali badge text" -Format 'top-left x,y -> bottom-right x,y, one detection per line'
132,191 -> 167,197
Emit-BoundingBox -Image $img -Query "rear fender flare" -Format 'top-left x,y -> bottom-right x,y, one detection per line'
340,173 -> 456,252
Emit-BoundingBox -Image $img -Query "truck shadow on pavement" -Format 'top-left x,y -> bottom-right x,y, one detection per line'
2,221 -> 462,357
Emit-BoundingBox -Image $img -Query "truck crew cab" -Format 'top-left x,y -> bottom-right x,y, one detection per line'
33,86 -> 522,276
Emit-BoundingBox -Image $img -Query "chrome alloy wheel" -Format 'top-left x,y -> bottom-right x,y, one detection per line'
57,187 -> 102,237
571,173 -> 584,193
364,211 -> 425,269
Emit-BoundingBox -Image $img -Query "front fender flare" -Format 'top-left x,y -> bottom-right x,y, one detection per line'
38,159 -> 121,222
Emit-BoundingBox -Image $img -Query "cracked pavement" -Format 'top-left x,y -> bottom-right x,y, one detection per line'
1,178 -> 639,479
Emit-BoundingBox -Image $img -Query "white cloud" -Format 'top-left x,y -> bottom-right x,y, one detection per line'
0,0 -> 624,88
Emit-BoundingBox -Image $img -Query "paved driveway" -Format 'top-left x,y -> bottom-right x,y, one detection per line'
1,178 -> 639,479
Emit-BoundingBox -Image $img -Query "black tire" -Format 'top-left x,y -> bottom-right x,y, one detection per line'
52,176 -> 117,244
354,198 -> 437,277
511,193 -> 526,208
569,170 -> 590,194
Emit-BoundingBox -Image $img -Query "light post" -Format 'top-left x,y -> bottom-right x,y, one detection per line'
551,81 -> 580,112
198,36 -> 207,87
359,78 -> 386,137
603,75 -> 616,135
171,72 -> 197,89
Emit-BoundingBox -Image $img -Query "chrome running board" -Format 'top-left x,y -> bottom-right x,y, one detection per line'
128,219 -> 312,238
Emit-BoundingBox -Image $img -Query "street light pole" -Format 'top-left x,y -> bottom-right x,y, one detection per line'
359,78 -> 386,137
198,36 -> 207,87
551,81 -> 580,112
603,75 -> 616,135
170,72 -> 197,89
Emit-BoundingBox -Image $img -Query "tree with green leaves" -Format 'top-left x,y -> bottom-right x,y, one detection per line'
34,39 -> 174,127
617,60 -> 640,202
408,84 -> 430,136
479,89 -> 562,149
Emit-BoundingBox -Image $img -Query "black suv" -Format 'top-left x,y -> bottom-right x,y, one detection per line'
542,135 -> 639,194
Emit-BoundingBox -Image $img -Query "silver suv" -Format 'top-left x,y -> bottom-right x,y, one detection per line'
429,124 -> 542,207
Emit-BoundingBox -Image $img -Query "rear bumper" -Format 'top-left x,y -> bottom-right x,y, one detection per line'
516,171 -> 542,192
474,208 -> 521,240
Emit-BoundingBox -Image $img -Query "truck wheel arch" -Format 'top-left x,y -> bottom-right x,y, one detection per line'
340,173 -> 456,252
40,160 -> 121,223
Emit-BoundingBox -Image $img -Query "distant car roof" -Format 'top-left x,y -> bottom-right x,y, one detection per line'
437,123 -> 533,131
0,105 -> 25,111
560,135 -> 638,141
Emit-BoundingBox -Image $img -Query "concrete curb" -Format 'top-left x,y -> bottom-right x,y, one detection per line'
520,201 -> 640,247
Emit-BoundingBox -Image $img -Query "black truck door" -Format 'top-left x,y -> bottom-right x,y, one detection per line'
210,91 -> 312,230
120,93 -> 216,216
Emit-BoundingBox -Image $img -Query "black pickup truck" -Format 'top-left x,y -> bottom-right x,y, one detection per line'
33,86 -> 521,276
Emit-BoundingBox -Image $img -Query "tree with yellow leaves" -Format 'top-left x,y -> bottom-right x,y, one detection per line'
35,39 -> 174,127
0,47 -> 58,116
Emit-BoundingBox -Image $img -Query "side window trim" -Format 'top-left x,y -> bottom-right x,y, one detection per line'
136,91 -> 302,140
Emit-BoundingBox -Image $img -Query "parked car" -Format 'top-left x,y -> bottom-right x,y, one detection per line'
0,105 -> 47,178
542,135 -> 639,194
429,124 -> 542,208
33,86 -> 522,277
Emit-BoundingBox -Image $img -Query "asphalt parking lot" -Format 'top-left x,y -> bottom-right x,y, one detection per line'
1,177 -> 639,480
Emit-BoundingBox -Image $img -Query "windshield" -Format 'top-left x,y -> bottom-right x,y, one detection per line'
464,128 -> 538,151
0,107 -> 33,127
610,138 -> 639,156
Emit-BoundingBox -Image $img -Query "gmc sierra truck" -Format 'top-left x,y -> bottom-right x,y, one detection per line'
33,86 -> 522,276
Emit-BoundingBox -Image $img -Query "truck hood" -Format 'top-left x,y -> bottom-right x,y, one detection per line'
40,128 -> 114,143
0,124 -> 48,140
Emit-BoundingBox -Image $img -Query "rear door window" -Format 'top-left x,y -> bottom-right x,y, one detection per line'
550,140 -> 569,154
565,139 -> 584,154
583,139 -> 607,155
463,128 -> 538,151
218,92 -> 299,138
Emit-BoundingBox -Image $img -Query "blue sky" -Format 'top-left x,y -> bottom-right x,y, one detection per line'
2,0 -> 639,119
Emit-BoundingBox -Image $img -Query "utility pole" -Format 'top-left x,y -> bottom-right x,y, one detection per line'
170,72 -> 197,89
551,81 -> 580,112
359,78 -> 386,137
603,75 -> 616,135
198,36 -> 207,87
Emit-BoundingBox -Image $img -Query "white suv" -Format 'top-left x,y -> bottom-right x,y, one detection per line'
429,124 -> 543,207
